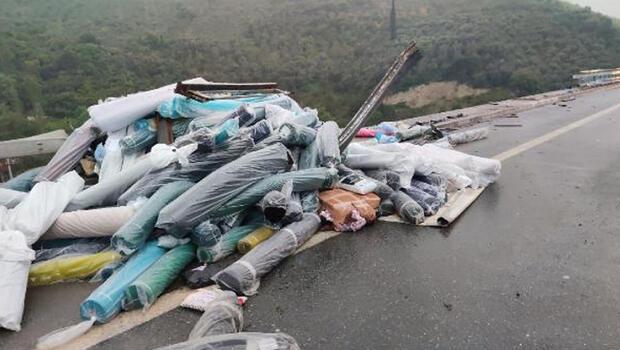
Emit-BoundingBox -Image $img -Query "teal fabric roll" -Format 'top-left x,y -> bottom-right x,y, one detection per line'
112,181 -> 194,255
80,241 -> 167,323
122,243 -> 196,310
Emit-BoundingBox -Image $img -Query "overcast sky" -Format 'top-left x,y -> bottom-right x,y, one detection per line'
564,0 -> 620,18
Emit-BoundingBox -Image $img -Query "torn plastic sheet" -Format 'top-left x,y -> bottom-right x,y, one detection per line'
119,134 -> 254,204
80,241 -> 166,323
197,224 -> 262,263
29,250 -> 122,286
154,332 -> 301,350
41,205 -> 137,240
68,143 -> 197,211
122,243 -> 195,310
188,291 -> 243,339
156,144 -> 292,237
213,213 -> 320,295
2,167 -> 42,192
35,119 -> 99,183
112,181 -> 194,255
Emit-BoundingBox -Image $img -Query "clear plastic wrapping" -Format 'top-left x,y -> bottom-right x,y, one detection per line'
156,144 -> 292,237
112,181 -> 194,255
122,243 -> 196,310
396,125 -> 432,141
278,122 -> 317,147
197,224 -> 262,263
29,250 -> 122,287
213,213 -> 321,295
316,121 -> 341,167
154,332 -> 301,350
187,291 -> 243,339
35,119 -> 99,183
447,126 -> 490,145
389,191 -> 424,224
80,241 -> 166,323
208,168 -> 338,219
34,238 -> 110,263
119,135 -> 254,204
401,186 -> 443,216
236,227 -> 275,254
191,221 -> 223,248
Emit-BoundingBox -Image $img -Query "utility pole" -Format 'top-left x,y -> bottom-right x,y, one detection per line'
390,0 -> 397,40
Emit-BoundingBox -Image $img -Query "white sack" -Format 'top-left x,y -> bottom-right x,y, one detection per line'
0,188 -> 27,209
0,230 -> 35,331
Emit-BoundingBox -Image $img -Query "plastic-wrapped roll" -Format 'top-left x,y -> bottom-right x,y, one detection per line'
390,191 -> 424,224
29,251 -> 122,287
122,243 -> 195,310
210,168 -> 337,220
156,144 -> 292,237
278,122 -> 317,147
187,291 -> 242,339
396,125 -> 432,141
112,181 -> 194,256
154,332 -> 301,350
119,134 -> 254,204
2,167 -> 42,192
80,241 -> 166,323
401,187 -> 443,216
41,206 -> 136,240
213,213 -> 320,295
236,227 -> 275,254
191,221 -> 222,247
196,224 -> 261,263
119,128 -> 157,155
316,121 -> 341,167
35,119 -> 99,183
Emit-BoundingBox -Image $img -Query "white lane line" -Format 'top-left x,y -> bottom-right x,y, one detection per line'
74,100 -> 620,349
492,101 -> 620,162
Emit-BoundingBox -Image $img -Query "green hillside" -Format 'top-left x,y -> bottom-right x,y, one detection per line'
1,0 -> 619,139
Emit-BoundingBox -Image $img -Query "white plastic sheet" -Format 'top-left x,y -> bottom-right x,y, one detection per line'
0,231 -> 35,331
0,188 -> 26,209
0,172 -> 83,331
88,78 -> 207,133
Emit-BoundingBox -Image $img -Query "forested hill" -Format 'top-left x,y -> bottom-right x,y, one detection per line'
1,0 -> 620,139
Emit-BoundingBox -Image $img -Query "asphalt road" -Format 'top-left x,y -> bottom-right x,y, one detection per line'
2,85 -> 620,350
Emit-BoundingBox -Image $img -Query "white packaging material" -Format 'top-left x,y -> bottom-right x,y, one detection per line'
67,143 -> 196,211
0,188 -> 27,209
88,78 -> 207,133
1,172 -> 85,244
98,129 -> 127,182
421,144 -> 501,188
0,230 -> 35,331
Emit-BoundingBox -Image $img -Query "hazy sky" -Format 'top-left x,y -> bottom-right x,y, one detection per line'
564,0 -> 620,18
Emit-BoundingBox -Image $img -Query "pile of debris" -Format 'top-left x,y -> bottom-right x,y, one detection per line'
0,44 -> 501,349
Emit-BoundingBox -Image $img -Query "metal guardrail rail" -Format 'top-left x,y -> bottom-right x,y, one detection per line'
338,41 -> 421,150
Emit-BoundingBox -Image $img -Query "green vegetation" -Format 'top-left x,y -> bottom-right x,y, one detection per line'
1,0 -> 619,139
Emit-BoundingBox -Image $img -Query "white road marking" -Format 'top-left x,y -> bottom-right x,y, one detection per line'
73,100 -> 620,349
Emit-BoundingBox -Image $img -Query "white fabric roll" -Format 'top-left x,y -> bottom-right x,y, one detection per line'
42,206 -> 136,240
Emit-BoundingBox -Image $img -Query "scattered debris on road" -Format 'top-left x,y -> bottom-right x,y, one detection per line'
0,42 -> 502,349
